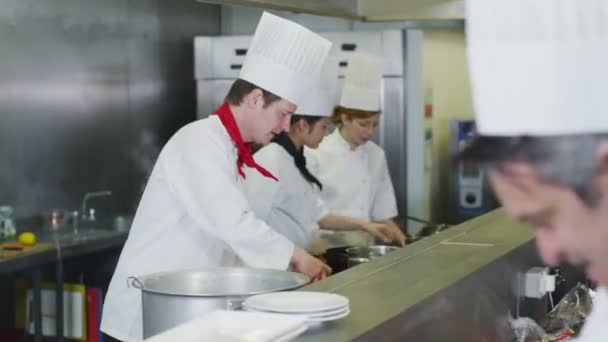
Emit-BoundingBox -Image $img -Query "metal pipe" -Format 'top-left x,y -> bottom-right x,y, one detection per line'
80,191 -> 112,221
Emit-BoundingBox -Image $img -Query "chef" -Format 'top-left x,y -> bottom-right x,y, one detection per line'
101,12 -> 332,342
244,59 -> 404,254
306,52 -> 405,248
461,0 -> 608,340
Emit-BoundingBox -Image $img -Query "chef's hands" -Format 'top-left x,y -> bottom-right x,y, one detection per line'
381,223 -> 407,246
311,236 -> 328,255
291,246 -> 332,283
362,222 -> 407,247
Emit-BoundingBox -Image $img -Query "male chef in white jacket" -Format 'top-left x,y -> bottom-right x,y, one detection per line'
101,12 -> 332,341
461,0 -> 608,340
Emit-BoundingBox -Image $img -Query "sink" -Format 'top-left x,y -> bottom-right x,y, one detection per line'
44,228 -> 116,245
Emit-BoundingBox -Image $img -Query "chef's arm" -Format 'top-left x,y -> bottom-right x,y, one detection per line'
319,214 -> 393,244
377,218 -> 407,246
167,133 -> 330,278
318,214 -> 366,231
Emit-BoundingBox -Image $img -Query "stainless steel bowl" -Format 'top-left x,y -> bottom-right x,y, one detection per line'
134,267 -> 309,297
346,245 -> 400,259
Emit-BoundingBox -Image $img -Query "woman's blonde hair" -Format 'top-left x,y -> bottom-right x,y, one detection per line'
331,105 -> 380,125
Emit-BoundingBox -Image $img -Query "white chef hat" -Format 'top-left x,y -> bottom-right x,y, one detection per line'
239,12 -> 332,105
339,53 -> 383,112
294,58 -> 340,117
467,0 -> 608,136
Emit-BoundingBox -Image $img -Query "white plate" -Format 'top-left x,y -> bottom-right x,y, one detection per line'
144,310 -> 308,342
244,305 -> 349,319
244,291 -> 349,313
306,309 -> 350,323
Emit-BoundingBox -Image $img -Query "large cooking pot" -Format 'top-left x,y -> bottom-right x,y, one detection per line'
323,245 -> 401,273
130,267 -> 309,338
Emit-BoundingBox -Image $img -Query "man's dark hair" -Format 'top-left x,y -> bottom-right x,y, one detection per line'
224,79 -> 280,107
459,134 -> 608,206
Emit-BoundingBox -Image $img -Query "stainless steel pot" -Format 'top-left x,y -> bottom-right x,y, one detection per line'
130,267 -> 309,339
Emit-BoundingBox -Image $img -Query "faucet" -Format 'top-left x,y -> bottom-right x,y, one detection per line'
81,191 -> 112,222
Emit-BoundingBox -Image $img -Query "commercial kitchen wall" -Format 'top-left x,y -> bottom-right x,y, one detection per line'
0,0 -> 221,218
220,5 -> 474,225
422,28 -> 475,223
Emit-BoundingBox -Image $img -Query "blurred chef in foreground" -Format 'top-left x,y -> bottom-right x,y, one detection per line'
461,0 -> 608,339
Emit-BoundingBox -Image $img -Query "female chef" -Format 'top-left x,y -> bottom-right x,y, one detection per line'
306,52 -> 405,248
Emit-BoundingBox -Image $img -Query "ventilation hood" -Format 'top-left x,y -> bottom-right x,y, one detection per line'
196,0 -> 464,21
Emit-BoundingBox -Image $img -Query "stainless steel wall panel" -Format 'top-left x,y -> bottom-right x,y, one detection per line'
0,0 -> 221,217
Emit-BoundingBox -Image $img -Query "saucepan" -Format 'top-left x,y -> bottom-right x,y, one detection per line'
322,245 -> 401,273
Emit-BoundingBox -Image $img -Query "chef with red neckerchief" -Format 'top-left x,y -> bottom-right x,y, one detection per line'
101,12 -> 332,342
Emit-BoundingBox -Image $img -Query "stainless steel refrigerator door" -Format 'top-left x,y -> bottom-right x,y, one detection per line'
380,77 -> 408,219
195,36 -> 251,80
196,80 -> 234,119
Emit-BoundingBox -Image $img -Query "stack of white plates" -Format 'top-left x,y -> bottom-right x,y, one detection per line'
243,291 -> 350,324
145,310 -> 308,342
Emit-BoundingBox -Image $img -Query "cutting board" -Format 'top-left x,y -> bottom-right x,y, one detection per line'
0,242 -> 55,259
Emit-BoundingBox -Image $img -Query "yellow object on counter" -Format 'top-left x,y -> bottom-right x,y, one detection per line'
18,232 -> 37,246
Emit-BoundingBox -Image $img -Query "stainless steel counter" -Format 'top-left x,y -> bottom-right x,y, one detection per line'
296,209 -> 546,341
0,228 -> 128,274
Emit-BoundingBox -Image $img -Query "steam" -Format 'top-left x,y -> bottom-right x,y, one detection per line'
130,129 -> 161,196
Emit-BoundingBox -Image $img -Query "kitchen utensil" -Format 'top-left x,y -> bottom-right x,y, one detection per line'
130,267 -> 309,339
322,246 -> 350,273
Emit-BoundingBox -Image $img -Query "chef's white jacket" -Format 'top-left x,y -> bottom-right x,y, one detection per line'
100,116 -> 294,341
305,129 -> 398,247
244,143 -> 328,252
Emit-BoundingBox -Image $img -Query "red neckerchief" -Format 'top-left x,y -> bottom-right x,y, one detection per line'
213,103 -> 278,182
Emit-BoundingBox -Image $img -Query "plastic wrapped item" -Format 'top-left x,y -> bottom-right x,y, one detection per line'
509,316 -> 546,342
538,283 -> 596,341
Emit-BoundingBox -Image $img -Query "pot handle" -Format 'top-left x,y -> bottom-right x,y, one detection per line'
128,276 -> 144,289
226,298 -> 243,311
